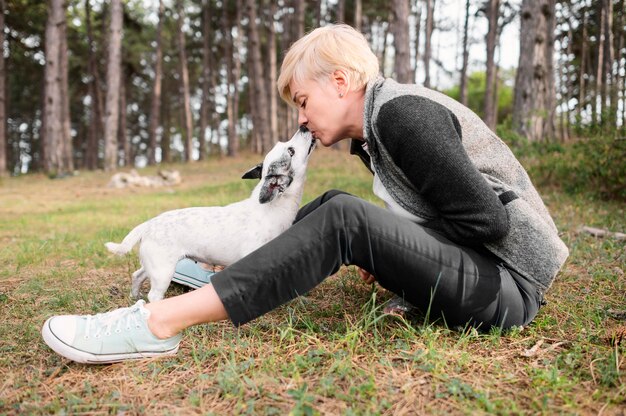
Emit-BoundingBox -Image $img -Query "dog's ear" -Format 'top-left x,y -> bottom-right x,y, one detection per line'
242,163 -> 263,179
259,175 -> 293,204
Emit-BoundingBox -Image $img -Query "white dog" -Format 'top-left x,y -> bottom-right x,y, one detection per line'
106,128 -> 316,302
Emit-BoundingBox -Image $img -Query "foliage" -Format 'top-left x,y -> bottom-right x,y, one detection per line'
444,70 -> 515,124
498,127 -> 626,201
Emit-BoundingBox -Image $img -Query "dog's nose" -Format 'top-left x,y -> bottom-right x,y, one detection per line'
299,125 -> 309,133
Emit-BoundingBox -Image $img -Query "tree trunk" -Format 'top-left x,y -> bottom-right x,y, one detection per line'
177,0 -> 194,162
247,0 -> 270,152
59,12 -> 73,172
148,0 -> 164,165
222,2 -> 237,157
199,0 -> 211,161
161,76 -> 171,163
614,0 -> 625,134
84,0 -> 101,170
0,0 -> 6,176
336,0 -> 345,23
232,0 -> 243,151
268,1 -> 278,144
483,0 -> 499,131
602,0 -> 615,128
512,0 -> 556,141
103,0 -> 123,171
414,0 -> 422,83
392,0 -> 412,83
354,0 -> 362,31
577,3 -> 588,124
459,0 -> 471,105
119,75 -> 130,166
423,0 -> 434,87
294,0 -> 305,39
593,1 -> 605,125
43,0 -> 68,176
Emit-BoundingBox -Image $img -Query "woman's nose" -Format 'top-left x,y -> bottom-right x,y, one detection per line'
297,109 -> 308,126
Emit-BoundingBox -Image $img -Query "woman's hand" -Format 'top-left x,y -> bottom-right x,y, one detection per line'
357,267 -> 376,284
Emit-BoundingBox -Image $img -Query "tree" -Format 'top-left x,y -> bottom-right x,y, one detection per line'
459,0 -> 471,106
147,0 -> 164,165
43,0 -> 72,176
513,0 -> 556,141
84,0 -> 102,170
246,0 -> 270,152
177,0 -> 194,162
423,0 -> 434,87
103,0 -> 123,171
268,1 -> 278,144
392,0 -> 412,83
483,0 -> 499,130
198,0 -> 211,160
0,0 -> 6,176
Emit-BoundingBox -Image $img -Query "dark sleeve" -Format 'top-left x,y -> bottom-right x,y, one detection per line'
375,95 -> 508,244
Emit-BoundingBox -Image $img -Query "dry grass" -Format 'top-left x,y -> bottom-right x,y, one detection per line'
0,147 -> 624,415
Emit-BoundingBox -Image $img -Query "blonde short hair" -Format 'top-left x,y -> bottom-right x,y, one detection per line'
277,24 -> 380,106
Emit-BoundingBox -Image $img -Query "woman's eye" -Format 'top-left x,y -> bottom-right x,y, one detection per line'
300,100 -> 306,109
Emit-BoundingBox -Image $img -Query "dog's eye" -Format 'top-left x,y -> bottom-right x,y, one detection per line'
287,147 -> 295,157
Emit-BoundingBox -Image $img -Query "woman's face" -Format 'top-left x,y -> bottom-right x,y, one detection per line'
288,76 -> 348,147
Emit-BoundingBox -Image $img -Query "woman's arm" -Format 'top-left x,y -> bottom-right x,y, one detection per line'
375,95 -> 508,244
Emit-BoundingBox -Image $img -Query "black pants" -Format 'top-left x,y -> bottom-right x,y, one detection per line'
212,190 -> 541,330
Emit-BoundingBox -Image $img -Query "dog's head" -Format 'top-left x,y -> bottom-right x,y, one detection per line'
242,126 -> 316,204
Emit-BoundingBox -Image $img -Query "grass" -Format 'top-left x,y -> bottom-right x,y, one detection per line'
0,146 -> 624,414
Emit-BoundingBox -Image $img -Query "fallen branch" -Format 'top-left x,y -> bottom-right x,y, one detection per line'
579,226 -> 626,241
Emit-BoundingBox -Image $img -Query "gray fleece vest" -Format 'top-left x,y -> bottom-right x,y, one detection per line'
360,77 -> 569,296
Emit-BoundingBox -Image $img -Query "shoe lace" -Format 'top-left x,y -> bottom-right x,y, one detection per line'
84,302 -> 145,339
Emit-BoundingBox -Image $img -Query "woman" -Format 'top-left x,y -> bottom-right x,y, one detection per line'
42,24 -> 568,364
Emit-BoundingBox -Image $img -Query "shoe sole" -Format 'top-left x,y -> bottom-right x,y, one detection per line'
171,274 -> 207,289
41,318 -> 180,364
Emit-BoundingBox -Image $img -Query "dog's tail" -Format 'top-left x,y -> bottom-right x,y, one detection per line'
105,222 -> 148,255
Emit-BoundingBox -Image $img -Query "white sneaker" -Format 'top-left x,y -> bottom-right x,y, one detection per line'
41,300 -> 182,364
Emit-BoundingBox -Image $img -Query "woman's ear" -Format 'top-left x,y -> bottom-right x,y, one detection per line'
331,70 -> 350,96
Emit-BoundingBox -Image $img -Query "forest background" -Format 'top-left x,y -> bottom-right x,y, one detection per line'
0,0 -> 623,202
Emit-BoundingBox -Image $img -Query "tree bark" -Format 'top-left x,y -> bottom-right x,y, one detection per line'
423,0 -> 434,87
336,0 -> 345,23
43,0 -> 69,175
602,0 -> 615,128
177,0 -> 194,162
354,0 -> 362,31
84,0 -> 102,170
392,0 -> 412,83
414,0 -> 422,83
119,75 -> 130,166
199,0 -> 210,160
59,11 -> 73,172
147,0 -> 164,165
268,1 -> 278,144
577,2 -> 588,124
459,0 -> 471,105
512,0 -> 556,141
593,1 -> 605,125
103,0 -> 123,171
0,0 -> 6,176
246,0 -> 270,152
483,0 -> 499,131
222,1 -> 237,157
614,0 -> 625,134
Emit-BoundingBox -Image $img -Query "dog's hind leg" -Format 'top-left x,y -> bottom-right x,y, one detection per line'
146,264 -> 176,303
130,267 -> 148,299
